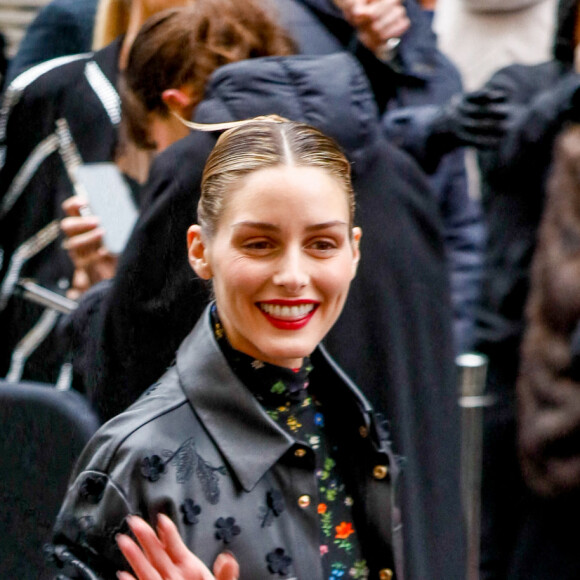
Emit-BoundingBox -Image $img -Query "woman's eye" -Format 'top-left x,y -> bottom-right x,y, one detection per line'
308,239 -> 338,252
243,240 -> 273,251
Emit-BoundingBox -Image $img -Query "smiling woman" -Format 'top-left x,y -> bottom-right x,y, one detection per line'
187,122 -> 361,369
187,163 -> 362,369
50,119 -> 401,580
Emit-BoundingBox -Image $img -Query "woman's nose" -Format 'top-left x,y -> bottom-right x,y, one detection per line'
272,248 -> 309,292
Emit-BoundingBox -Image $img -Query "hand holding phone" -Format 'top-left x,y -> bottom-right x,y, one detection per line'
61,195 -> 120,295
61,163 -> 137,293
73,162 -> 139,255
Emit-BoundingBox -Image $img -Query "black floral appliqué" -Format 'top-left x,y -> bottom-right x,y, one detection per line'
162,438 -> 227,504
78,473 -> 107,504
214,517 -> 241,544
140,455 -> 166,482
266,548 -> 292,576
196,456 -> 227,505
260,489 -> 286,528
181,499 -> 201,525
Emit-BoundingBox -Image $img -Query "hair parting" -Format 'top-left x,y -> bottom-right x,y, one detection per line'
196,120 -> 355,238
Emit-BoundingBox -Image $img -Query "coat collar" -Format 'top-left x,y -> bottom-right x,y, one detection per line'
175,305 -> 386,492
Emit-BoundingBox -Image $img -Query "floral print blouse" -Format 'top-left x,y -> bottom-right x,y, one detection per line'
211,306 -> 369,580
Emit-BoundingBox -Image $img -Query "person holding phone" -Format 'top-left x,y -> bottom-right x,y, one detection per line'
0,0 -> 197,386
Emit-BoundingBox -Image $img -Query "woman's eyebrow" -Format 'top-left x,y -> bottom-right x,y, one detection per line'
231,220 -> 348,232
304,221 -> 348,232
231,221 -> 280,231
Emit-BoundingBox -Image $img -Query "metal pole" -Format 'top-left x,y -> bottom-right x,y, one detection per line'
456,353 -> 492,580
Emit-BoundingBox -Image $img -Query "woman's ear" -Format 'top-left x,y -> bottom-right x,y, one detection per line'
187,225 -> 212,279
350,227 -> 362,279
162,87 -> 197,118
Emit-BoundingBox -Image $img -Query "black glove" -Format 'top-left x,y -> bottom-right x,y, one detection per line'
428,88 -> 513,152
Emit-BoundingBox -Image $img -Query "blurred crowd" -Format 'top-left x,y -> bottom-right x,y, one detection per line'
1,0 -> 580,578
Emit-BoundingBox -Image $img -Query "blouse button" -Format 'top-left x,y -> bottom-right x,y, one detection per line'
379,568 -> 393,580
294,448 -> 307,458
373,465 -> 389,480
297,494 -> 311,508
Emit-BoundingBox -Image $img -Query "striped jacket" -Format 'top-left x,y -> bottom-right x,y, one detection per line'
0,38 -> 122,386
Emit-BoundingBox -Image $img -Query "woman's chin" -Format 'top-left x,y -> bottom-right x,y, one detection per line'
255,340 -> 317,369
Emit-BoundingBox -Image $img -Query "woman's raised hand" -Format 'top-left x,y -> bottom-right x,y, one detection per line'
61,195 -> 118,297
116,514 -> 240,580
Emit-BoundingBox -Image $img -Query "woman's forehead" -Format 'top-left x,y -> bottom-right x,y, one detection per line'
225,165 -> 349,208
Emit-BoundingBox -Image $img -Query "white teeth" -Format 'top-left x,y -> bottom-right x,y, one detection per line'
259,303 -> 315,319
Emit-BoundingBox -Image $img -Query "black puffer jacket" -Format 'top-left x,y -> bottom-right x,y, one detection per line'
67,53 -> 464,580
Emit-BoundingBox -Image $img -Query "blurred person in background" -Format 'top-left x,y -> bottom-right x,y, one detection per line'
433,0 -> 557,92
0,0 -> 195,388
63,0 -> 485,355
4,0 -> 97,86
442,0 -> 580,577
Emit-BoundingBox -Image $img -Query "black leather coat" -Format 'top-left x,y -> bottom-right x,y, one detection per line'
52,306 -> 403,580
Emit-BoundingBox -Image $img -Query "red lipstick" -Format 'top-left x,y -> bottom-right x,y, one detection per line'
257,300 -> 318,330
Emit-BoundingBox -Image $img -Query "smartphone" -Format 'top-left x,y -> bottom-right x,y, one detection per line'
73,163 -> 139,255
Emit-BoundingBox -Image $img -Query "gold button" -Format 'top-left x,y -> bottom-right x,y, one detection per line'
294,448 -> 307,458
379,568 -> 393,580
359,426 -> 369,438
297,494 -> 311,508
373,465 -> 389,480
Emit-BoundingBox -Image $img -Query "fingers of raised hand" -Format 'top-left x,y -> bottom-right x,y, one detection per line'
125,515 -> 183,579
156,515 -> 197,567
123,515 -> 219,580
156,515 -> 216,580
117,531 -> 164,580
212,552 -> 240,580
62,195 -> 90,217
